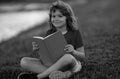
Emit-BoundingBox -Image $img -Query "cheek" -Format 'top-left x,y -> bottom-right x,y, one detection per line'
63,18 -> 67,23
63,17 -> 67,21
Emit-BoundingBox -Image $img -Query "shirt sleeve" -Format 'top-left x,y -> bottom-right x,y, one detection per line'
75,30 -> 83,49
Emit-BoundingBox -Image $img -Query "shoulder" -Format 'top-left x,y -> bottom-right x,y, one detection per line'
65,30 -> 81,37
73,30 -> 80,33
70,30 -> 81,35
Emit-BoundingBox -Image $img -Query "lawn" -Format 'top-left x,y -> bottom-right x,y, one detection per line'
0,0 -> 120,79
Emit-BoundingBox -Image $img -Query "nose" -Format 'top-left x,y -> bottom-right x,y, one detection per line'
54,16 -> 60,21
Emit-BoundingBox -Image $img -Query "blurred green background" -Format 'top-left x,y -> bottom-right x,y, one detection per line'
0,0 -> 120,79
0,0 -> 71,3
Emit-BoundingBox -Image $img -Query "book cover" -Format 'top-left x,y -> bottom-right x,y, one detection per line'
33,31 -> 67,66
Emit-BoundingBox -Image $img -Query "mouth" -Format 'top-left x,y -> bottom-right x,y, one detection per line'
54,21 -> 61,23
55,20 -> 62,22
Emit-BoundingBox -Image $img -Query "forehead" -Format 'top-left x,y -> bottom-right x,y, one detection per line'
51,9 -> 63,15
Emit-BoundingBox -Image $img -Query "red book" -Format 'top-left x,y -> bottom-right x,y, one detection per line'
33,31 -> 67,66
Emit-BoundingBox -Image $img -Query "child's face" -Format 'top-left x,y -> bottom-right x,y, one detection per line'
51,9 -> 67,28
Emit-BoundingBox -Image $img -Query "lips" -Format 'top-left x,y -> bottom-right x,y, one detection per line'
54,21 -> 61,23
53,21 -> 62,24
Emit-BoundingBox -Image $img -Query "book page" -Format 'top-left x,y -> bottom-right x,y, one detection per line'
33,32 -> 56,40
33,36 -> 44,40
43,31 -> 67,66
44,31 -> 57,39
32,31 -> 67,66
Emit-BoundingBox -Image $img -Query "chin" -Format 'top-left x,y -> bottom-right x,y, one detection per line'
54,24 -> 62,27
55,26 -> 63,28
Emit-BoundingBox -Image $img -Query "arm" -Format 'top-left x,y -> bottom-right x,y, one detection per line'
72,46 -> 85,61
64,45 -> 85,61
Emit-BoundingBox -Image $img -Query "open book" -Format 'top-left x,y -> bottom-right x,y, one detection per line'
33,31 -> 67,66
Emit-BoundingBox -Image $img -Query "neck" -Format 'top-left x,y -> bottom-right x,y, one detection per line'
56,26 -> 67,34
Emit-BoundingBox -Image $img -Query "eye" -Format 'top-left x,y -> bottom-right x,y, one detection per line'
52,15 -> 55,18
58,15 -> 63,17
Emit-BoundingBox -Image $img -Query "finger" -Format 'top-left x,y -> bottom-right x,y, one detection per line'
65,45 -> 71,47
32,42 -> 38,45
64,48 -> 68,51
33,44 -> 39,47
65,50 -> 70,52
32,41 -> 36,44
64,48 -> 72,53
64,46 -> 71,49
64,48 -> 70,52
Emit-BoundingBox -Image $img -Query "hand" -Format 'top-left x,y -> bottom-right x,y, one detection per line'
37,74 -> 41,79
32,41 -> 39,51
64,44 -> 75,53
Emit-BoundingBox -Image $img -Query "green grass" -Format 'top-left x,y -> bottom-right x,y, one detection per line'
0,0 -> 120,79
